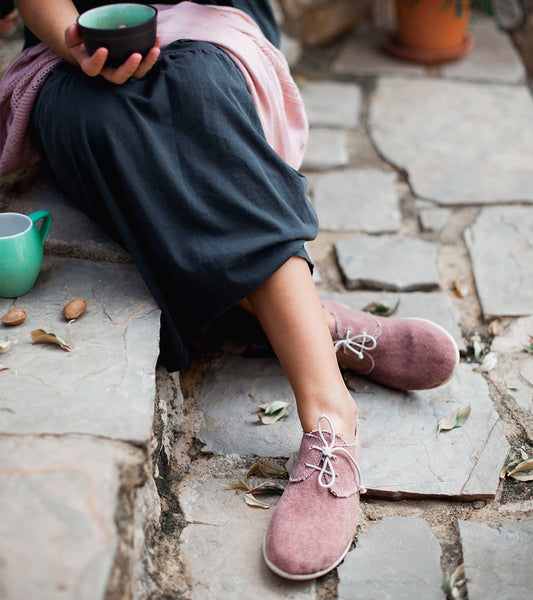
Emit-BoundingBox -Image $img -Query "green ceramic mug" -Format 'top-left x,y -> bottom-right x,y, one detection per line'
0,211 -> 52,298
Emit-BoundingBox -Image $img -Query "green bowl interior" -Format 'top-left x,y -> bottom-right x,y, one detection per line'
78,4 -> 155,30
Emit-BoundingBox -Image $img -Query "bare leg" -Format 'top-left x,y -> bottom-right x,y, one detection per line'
245,256 -> 357,441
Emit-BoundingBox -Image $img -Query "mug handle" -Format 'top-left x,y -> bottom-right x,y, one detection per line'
29,210 -> 52,245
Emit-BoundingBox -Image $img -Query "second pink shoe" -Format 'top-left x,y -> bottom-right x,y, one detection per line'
322,299 -> 459,391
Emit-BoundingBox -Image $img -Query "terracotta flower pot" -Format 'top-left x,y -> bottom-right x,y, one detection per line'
384,0 -> 474,64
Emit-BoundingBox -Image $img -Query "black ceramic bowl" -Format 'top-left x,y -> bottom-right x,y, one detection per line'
77,3 -> 157,68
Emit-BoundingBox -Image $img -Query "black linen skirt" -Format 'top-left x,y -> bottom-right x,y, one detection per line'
31,40 -> 318,370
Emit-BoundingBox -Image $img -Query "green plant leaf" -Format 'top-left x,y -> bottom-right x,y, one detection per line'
442,564 -> 467,599
523,336 -> 533,353
362,298 -> 400,317
258,400 -> 289,424
473,351 -> 497,372
438,405 -> 471,435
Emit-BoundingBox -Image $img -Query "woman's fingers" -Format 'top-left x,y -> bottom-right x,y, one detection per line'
65,24 -> 161,84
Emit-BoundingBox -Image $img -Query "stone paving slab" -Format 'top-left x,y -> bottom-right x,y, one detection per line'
418,207 -> 451,233
442,15 -> 526,84
332,24 -> 426,77
337,517 -> 443,600
299,81 -> 362,129
369,77 -> 533,204
320,290 -> 465,352
335,236 -> 440,291
458,519 -> 533,600
179,477 -> 315,600
302,128 -> 349,171
311,169 -> 401,233
0,434 -> 149,600
464,206 -> 533,318
30,181 -> 130,262
0,257 -> 160,442
488,316 -> 533,413
196,356 -> 508,499
354,363 -> 509,499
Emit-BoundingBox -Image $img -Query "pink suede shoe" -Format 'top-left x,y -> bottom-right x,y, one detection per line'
322,299 -> 459,391
263,415 -> 365,580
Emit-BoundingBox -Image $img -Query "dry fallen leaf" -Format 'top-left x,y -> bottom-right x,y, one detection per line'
438,405 -> 471,435
488,319 -> 501,336
258,400 -> 289,425
0,364 -> 9,372
500,458 -> 523,479
30,329 -> 73,352
453,279 -> 468,298
473,352 -> 498,373
247,458 -> 287,479
362,298 -> 400,317
244,493 -> 271,509
507,459 -> 533,482
0,338 -> 13,354
285,452 -> 298,477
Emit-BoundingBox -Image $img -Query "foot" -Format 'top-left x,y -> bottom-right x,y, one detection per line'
322,299 -> 459,391
263,415 -> 365,580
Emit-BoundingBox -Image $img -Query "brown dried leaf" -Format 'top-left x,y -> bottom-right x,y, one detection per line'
438,405 -> 471,435
30,329 -> 73,352
285,452 -> 298,477
488,319 -> 501,336
243,492 -> 271,509
507,458 -> 533,482
500,458 -> 523,479
247,482 -> 285,496
453,279 -> 468,298
0,364 -> 9,372
246,459 -> 287,479
224,479 -> 250,491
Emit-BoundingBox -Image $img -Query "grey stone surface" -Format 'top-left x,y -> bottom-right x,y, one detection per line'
299,81 -> 362,129
196,353 -> 300,457
311,169 -> 401,233
442,15 -> 526,84
302,128 -> 349,171
338,517 -> 443,600
0,257 -> 160,442
464,206 -> 533,317
458,520 -> 533,600
369,77 -> 533,204
197,356 -> 508,498
31,181 -> 131,262
419,207 -> 451,233
0,434 -> 150,600
335,236 -> 440,291
488,316 -> 533,413
332,25 -> 426,77
179,477 -> 315,600
355,364 -> 509,499
320,290 -> 465,352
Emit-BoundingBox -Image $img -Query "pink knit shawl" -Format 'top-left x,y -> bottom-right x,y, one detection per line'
0,2 -> 308,177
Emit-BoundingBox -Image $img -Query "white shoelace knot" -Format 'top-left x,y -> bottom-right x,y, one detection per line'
333,328 -> 377,360
304,415 -> 366,495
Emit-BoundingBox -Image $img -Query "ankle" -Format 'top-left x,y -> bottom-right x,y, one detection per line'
298,388 -> 358,443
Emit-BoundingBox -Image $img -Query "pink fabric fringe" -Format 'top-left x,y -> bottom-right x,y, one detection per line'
0,3 -> 308,177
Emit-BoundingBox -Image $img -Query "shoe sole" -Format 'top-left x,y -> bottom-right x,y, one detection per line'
405,317 -> 460,388
262,536 -> 353,581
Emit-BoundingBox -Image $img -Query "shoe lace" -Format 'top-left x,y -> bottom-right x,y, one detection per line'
304,415 -> 366,494
333,328 -> 377,360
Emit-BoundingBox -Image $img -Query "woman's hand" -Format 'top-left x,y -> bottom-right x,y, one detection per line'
65,23 -> 161,84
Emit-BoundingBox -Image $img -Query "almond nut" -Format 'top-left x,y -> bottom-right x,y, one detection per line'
1,308 -> 26,326
62,298 -> 87,320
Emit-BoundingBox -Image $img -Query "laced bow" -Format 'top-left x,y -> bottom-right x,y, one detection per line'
304,415 -> 366,494
333,328 -> 377,360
